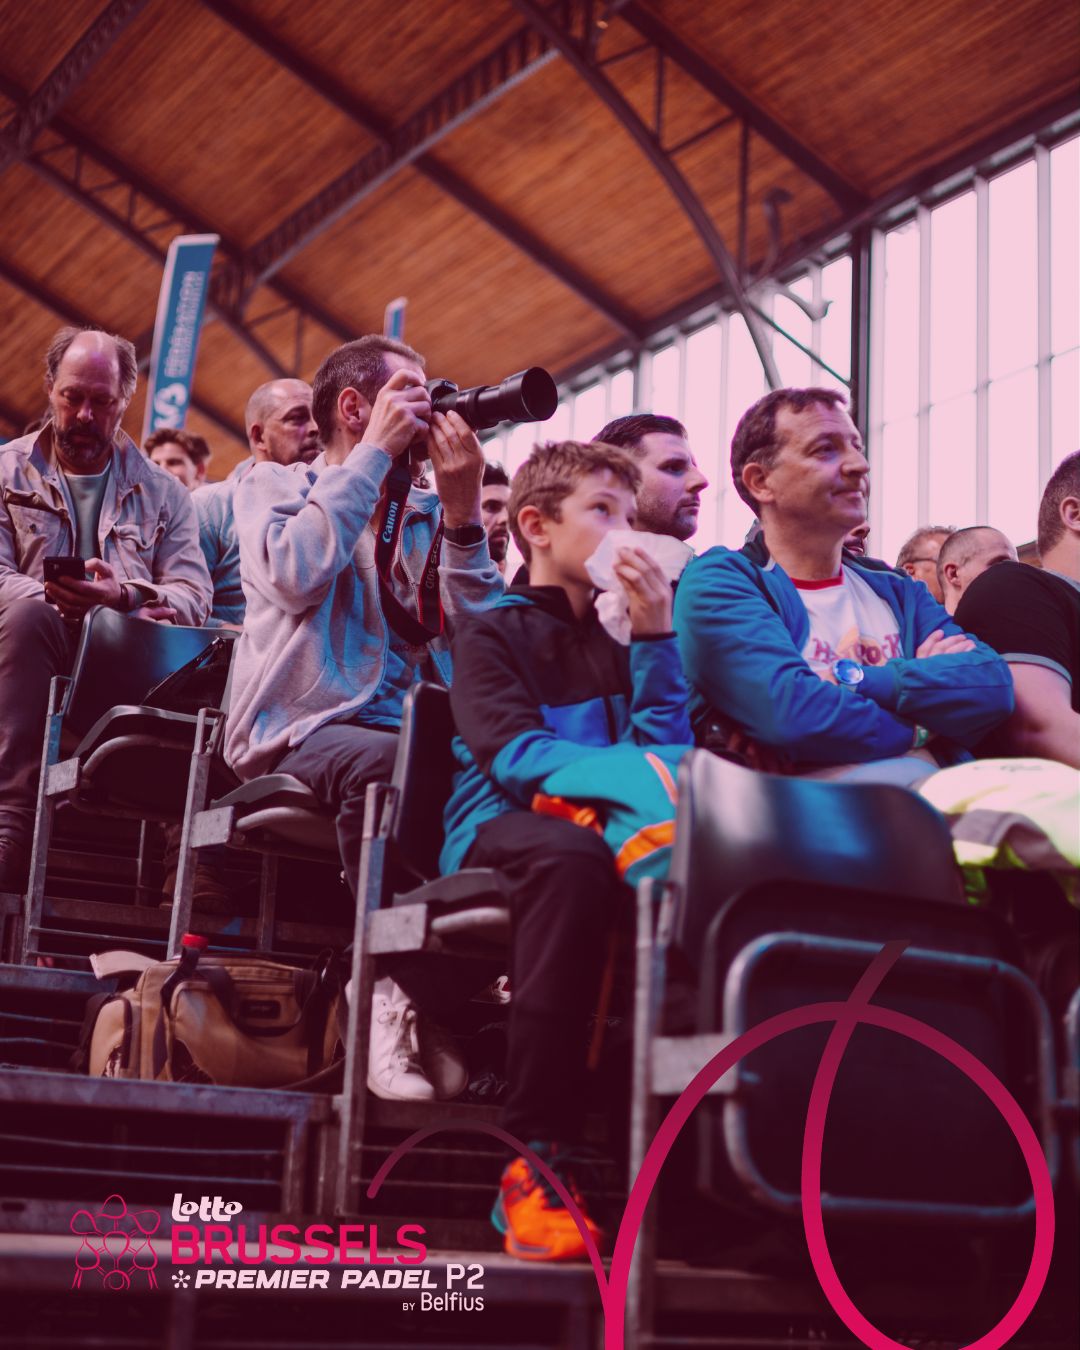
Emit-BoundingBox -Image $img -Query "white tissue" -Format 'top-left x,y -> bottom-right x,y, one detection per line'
584,529 -> 693,644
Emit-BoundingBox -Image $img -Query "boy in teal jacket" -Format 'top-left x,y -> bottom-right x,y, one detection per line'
444,439 -> 692,1260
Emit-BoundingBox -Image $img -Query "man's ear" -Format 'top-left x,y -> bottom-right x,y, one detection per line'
338,387 -> 371,436
741,461 -> 773,510
516,504 -> 548,555
941,560 -> 959,592
1061,495 -> 1080,535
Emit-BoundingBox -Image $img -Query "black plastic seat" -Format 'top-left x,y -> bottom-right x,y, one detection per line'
200,774 -> 338,853
334,682 -> 510,1213
625,751 -> 1060,1342
16,610 -> 234,963
64,705 -> 238,819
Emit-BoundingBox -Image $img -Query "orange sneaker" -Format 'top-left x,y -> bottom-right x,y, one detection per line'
491,1142 -> 604,1261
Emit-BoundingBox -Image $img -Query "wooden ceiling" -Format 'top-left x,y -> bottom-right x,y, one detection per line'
1,0 -> 1077,477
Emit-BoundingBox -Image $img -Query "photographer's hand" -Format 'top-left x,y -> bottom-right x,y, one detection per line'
360,366 -> 431,459
428,411 -> 484,528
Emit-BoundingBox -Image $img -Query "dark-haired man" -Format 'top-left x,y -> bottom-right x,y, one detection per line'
0,326 -> 211,891
228,334 -> 502,1099
956,451 -> 1080,768
145,428 -> 212,491
674,387 -> 1013,782
594,413 -> 708,541
481,460 -> 511,574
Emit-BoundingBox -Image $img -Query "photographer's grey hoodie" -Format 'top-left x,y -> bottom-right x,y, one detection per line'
225,441 -> 502,779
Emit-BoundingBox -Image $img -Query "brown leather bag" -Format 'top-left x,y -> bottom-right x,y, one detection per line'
77,941 -> 346,1089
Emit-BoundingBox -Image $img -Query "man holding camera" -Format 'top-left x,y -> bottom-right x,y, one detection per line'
227,334 -> 502,1100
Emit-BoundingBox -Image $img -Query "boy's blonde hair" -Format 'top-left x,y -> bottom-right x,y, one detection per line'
508,440 -> 641,565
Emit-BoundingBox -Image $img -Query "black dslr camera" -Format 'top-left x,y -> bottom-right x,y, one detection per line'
425,367 -> 558,431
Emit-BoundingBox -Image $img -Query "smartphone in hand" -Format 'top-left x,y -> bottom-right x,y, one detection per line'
43,556 -> 89,584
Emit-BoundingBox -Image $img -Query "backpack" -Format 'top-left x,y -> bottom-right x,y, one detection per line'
74,939 -> 347,1090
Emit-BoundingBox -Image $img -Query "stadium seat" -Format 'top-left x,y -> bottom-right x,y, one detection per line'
334,681 -> 510,1213
625,750 -> 1061,1346
168,669 -> 342,957
14,608 -> 232,964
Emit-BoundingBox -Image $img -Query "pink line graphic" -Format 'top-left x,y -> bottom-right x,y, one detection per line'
370,940 -> 1056,1350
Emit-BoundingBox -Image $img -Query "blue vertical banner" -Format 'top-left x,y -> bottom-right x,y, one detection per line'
383,296 -> 407,341
141,233 -> 219,440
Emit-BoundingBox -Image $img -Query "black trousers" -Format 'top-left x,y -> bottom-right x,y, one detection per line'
0,599 -> 77,845
465,810 -> 630,1145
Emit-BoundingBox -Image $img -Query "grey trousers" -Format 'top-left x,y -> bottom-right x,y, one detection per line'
276,720 -> 496,1021
0,599 -> 76,845
275,721 -> 400,899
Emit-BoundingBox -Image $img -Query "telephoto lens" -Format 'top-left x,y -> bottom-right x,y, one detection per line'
426,368 -> 558,430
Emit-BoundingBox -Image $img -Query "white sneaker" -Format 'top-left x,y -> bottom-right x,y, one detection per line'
367,979 -> 436,1102
420,1018 -> 468,1101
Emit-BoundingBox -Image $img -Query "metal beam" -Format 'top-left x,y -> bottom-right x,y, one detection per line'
243,22 -> 557,286
849,227 -> 873,439
511,0 -> 780,386
0,67 -> 357,376
0,254 -> 247,444
617,2 -> 866,212
201,0 -> 641,340
19,136 -> 288,378
0,0 -> 150,172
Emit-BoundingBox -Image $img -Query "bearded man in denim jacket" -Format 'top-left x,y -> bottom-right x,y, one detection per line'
0,327 -> 212,893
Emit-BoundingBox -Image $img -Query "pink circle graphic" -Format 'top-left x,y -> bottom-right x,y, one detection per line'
370,940 -> 1056,1350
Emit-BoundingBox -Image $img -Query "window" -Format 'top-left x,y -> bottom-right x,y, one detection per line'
872,133 -> 1079,561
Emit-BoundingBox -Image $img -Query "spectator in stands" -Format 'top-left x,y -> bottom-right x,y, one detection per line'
956,451 -> 1080,768
156,384 -> 320,914
896,524 -> 955,603
145,428 -> 211,491
0,326 -> 211,892
480,460 -> 511,575
441,440 -> 691,1261
674,388 -> 1013,783
227,335 -> 501,1100
191,379 -> 318,628
593,412 -> 708,541
936,526 -> 1018,616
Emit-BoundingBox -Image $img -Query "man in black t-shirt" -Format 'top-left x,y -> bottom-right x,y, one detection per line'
956,451 -> 1080,768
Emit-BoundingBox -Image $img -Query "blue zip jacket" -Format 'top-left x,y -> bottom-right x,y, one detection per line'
673,538 -> 1014,767
440,585 -> 692,874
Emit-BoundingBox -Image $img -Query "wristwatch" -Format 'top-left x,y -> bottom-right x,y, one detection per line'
442,523 -> 486,546
832,658 -> 864,688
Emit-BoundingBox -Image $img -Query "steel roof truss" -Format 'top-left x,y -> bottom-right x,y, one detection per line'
512,0 -> 781,386
202,0 -> 641,339
0,0 -> 151,173
0,254 -> 246,444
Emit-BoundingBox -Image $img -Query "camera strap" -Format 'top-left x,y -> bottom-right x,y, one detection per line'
374,460 -> 444,646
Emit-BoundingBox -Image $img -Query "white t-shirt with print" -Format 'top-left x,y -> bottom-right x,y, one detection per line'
792,566 -> 902,682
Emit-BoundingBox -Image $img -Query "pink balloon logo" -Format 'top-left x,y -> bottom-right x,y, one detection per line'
370,940 -> 1056,1350
70,1191 -> 159,1292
